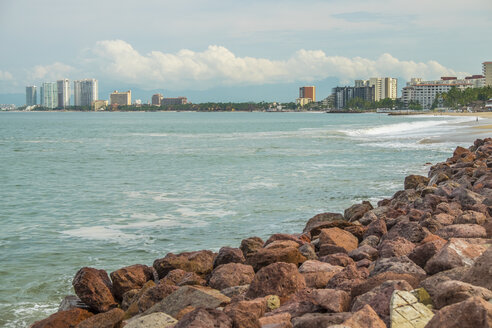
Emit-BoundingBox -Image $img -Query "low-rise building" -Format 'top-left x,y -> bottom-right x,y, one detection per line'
296,97 -> 312,107
161,97 -> 187,105
92,100 -> 108,111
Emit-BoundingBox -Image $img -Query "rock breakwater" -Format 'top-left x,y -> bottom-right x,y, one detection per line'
31,138 -> 492,328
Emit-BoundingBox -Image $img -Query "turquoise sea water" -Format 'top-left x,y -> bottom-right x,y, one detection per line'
0,112 -> 490,326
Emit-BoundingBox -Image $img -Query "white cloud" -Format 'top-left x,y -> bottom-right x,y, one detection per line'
90,40 -> 467,90
0,70 -> 13,80
29,62 -> 75,82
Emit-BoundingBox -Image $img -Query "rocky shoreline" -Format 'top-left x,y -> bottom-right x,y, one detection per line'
31,139 -> 492,328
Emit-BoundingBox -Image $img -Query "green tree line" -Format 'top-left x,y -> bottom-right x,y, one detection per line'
433,86 -> 492,109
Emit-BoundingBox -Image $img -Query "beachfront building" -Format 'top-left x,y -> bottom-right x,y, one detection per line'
484,62 -> 492,87
57,79 -> 70,108
110,90 -> 131,106
299,86 -> 316,102
74,79 -> 98,107
40,82 -> 58,109
296,98 -> 312,107
161,97 -> 187,105
93,100 -> 108,111
152,93 -> 163,106
332,85 -> 375,109
355,77 -> 397,101
26,86 -> 37,106
401,76 -> 482,110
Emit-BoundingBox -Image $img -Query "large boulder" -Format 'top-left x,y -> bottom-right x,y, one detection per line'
123,312 -> 177,328
351,280 -> 413,326
240,237 -> 264,259
370,256 -> 427,280
298,260 -> 343,289
433,280 -> 492,309
174,308 -> 233,328
436,224 -> 487,239
144,285 -> 230,318
463,246 -> 492,290
213,247 -> 246,268
291,313 -> 351,328
351,272 -> 421,298
110,264 -> 154,301
259,313 -> 293,328
246,262 -> 306,300
153,250 -> 215,279
341,304 -> 386,328
385,220 -> 428,244
303,212 -> 345,234
75,308 -> 124,328
451,187 -> 485,208
424,238 -> 488,275
223,298 -> 266,328
349,245 -> 378,261
363,218 -> 387,238
344,201 -> 373,222
159,269 -> 205,286
456,210 -> 487,225
267,288 -> 350,319
319,253 -> 355,267
378,237 -> 415,258
264,233 -> 306,247
318,227 -> 358,254
208,263 -> 255,290
404,174 -> 430,190
408,236 -> 447,269
136,282 -> 179,313
326,264 -> 366,293
31,308 -> 93,328
246,247 -> 306,272
72,267 -> 117,313
425,297 -> 492,328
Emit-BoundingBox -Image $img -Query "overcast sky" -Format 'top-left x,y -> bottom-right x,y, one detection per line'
1,0 -> 491,101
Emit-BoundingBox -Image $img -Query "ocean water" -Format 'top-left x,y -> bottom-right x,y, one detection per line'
0,111 -> 489,326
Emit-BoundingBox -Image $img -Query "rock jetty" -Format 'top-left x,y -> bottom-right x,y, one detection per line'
31,138 -> 492,328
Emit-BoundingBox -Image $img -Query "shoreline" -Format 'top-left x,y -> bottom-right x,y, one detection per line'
30,138 -> 492,328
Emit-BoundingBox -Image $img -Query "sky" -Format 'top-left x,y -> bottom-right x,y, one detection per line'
0,0 -> 491,104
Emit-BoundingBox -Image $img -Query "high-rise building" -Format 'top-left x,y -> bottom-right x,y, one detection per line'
26,86 -> 37,106
74,79 -> 98,107
332,86 -> 375,109
483,62 -> 492,87
152,94 -> 163,105
299,86 -> 316,102
57,79 -> 70,108
356,78 -> 397,101
110,90 -> 131,106
40,82 -> 58,109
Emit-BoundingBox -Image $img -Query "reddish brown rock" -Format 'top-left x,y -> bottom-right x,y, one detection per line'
433,280 -> 492,309
319,253 -> 355,267
306,220 -> 354,240
208,263 -> 255,290
290,312 -> 351,328
174,308 -> 233,328
351,271 -> 421,297
326,264 -> 366,293
343,225 -> 367,242
31,308 -> 93,328
348,245 -> 378,261
75,308 -> 124,328
159,268 -> 206,287
109,264 -> 154,301
136,282 -> 179,313
463,247 -> 492,290
319,227 -> 358,253
297,243 -> 317,261
351,280 -> 413,326
359,235 -> 380,248
302,212 -> 345,234
448,146 -> 476,164
259,313 -> 292,328
433,213 -> 455,226
223,298 -> 266,328
264,234 -> 305,247
264,240 -> 301,250
341,304 -> 386,328
404,174 -> 430,190
378,237 -> 415,258
425,238 -> 488,274
436,224 -> 487,239
298,260 -> 343,289
344,201 -> 373,222
246,247 -> 306,272
246,262 -> 306,300
408,237 -> 447,268
451,187 -> 486,208
363,218 -> 387,239
419,266 -> 471,301
455,210 -> 487,225
240,237 -> 265,259
213,247 -> 246,268
385,219 -> 429,243
370,256 -> 426,279
72,267 -> 117,313
153,250 -> 215,279
267,288 -> 350,319
425,297 -> 492,328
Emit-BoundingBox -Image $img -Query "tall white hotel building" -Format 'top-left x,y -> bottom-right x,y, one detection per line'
57,79 -> 70,108
73,79 -> 98,107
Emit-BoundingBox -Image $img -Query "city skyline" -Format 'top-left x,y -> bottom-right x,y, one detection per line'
1,0 -> 491,105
